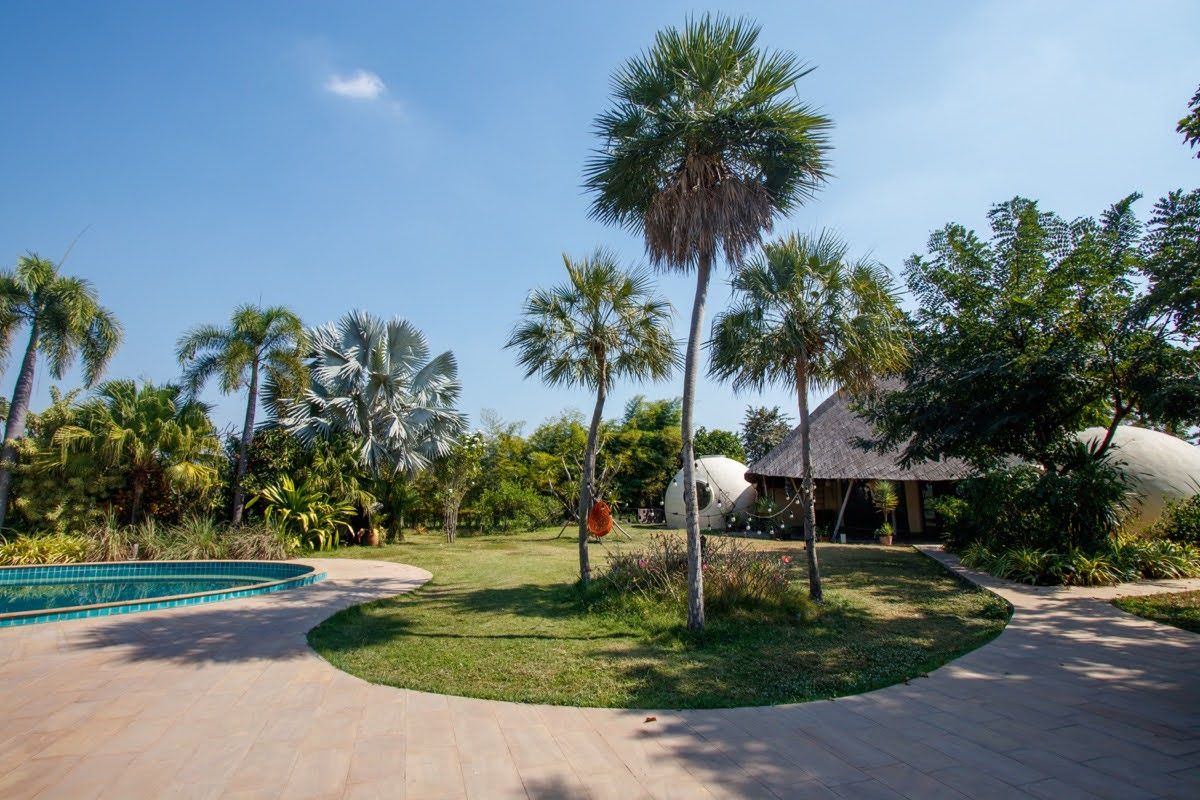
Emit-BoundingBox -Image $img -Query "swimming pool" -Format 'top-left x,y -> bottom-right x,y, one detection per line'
0,561 -> 324,627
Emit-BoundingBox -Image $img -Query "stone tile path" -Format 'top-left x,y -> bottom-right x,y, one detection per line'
1,551 -> 1198,799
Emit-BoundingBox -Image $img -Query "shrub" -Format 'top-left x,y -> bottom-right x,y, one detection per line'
1050,549 -> 1119,587
83,513 -> 137,561
0,533 -> 90,565
470,480 -> 559,533
227,524 -> 296,560
1147,494 -> 1200,546
251,476 -> 354,551
599,532 -> 812,619
163,516 -> 228,560
961,537 -> 1200,587
940,445 -> 1131,554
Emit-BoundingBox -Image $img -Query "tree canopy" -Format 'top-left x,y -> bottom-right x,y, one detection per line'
867,194 -> 1199,471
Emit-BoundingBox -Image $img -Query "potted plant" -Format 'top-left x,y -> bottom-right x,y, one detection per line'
869,480 -> 900,544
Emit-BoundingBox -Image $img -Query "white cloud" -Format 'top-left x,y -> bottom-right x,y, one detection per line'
324,69 -> 386,100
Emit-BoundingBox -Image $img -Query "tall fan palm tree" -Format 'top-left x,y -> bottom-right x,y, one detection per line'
177,304 -> 305,525
53,379 -> 222,522
709,231 -> 910,601
0,254 -> 122,529
585,14 -> 831,629
507,250 -> 678,584
278,310 -> 465,478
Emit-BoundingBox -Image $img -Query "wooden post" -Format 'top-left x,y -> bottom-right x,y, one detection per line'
833,479 -> 855,542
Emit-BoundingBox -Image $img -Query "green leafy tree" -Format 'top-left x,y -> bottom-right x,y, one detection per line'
177,304 -> 305,525
507,251 -> 676,583
0,254 -> 122,530
1179,84 -> 1200,157
710,231 -> 909,600
53,380 -> 221,522
608,396 -> 682,511
740,406 -> 793,464
279,310 -> 466,477
693,427 -> 746,462
869,195 -> 1198,472
1143,189 -> 1200,340
431,431 -> 485,543
585,14 -> 831,629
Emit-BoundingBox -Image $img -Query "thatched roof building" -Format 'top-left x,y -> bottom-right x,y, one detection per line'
745,388 -> 973,540
748,390 -> 972,483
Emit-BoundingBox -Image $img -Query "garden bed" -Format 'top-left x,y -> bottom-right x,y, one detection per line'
308,528 -> 1010,708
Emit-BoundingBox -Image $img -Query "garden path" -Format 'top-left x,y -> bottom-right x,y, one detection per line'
1,551 -> 1198,799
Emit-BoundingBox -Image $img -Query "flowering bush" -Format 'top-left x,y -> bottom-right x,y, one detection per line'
599,532 -> 812,618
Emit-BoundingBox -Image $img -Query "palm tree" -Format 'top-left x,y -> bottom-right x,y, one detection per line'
177,304 -> 305,525
53,379 -> 222,522
278,310 -> 465,477
709,231 -> 910,601
0,254 -> 122,529
507,250 -> 678,584
585,14 -> 831,629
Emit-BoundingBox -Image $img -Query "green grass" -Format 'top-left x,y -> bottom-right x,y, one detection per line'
1114,590 -> 1200,633
308,528 -> 1010,709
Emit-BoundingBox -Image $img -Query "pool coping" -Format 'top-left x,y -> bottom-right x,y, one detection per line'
0,560 -> 326,627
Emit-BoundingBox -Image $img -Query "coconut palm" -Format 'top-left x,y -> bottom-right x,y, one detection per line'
177,304 -> 305,525
709,231 -> 910,601
0,254 -> 122,529
507,250 -> 678,584
278,310 -> 465,477
585,14 -> 831,629
53,379 -> 222,522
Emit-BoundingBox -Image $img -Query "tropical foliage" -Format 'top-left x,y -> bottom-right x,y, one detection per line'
586,13 -> 832,630
0,254 -> 122,529
709,231 -> 909,600
252,475 -> 354,552
278,310 -> 466,477
178,303 -> 305,524
507,250 -> 676,583
52,380 -> 222,523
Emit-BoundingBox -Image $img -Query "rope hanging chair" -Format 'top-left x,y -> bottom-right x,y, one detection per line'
586,499 -> 613,538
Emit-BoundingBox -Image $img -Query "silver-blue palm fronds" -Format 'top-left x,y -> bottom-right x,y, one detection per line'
279,310 -> 466,477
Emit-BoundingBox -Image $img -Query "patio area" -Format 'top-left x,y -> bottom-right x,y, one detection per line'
1,552 -> 1198,799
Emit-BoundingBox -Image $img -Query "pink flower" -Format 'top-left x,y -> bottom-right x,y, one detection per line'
782,555 -> 793,565
637,559 -> 648,570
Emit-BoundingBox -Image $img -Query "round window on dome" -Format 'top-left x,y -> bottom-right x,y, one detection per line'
696,481 -> 713,510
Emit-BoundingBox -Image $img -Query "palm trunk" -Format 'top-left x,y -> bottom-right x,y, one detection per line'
683,253 -> 712,632
130,475 -> 146,525
0,322 -> 40,530
577,361 -> 607,586
796,352 -> 823,602
230,358 -> 259,526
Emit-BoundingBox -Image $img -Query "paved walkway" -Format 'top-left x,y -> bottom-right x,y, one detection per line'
1,552 -> 1198,800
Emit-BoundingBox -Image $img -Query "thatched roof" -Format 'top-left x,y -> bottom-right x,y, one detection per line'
746,388 -> 974,482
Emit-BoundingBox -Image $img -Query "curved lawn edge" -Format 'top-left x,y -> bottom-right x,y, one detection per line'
306,538 -> 1013,710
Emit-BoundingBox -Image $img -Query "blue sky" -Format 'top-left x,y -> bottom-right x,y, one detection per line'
2,1 -> 1198,438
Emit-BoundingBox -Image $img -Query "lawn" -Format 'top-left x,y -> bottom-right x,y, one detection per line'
1114,590 -> 1200,633
309,528 -> 1010,709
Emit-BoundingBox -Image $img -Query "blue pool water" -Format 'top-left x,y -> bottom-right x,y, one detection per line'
0,561 -> 321,625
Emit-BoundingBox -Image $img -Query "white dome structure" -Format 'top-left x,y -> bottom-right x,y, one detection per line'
664,455 -> 756,530
1077,426 -> 1200,531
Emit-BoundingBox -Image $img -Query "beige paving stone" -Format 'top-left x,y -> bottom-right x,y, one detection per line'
404,745 -> 466,799
284,747 -> 354,800
347,735 -> 406,785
